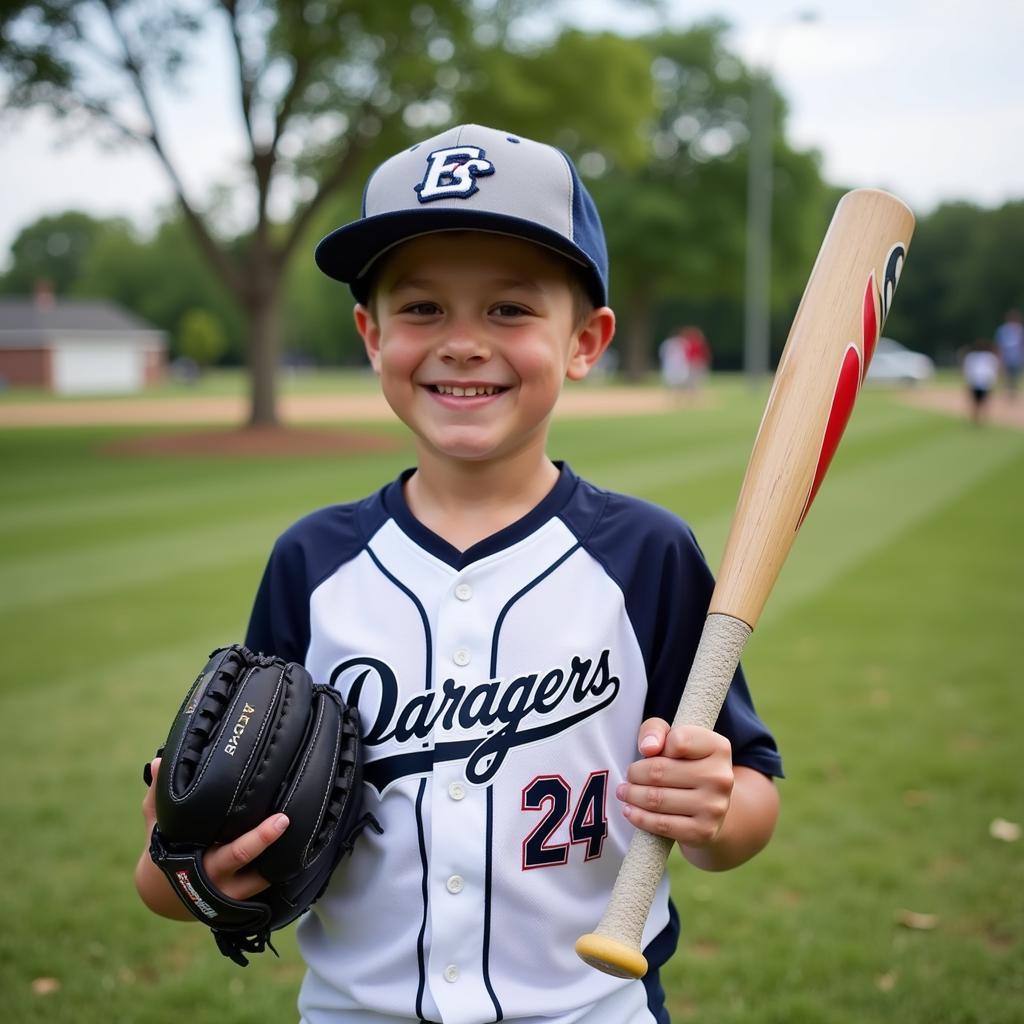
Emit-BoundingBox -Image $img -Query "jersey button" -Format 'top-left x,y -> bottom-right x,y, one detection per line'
454,583 -> 473,601
448,781 -> 466,801
444,964 -> 460,983
453,648 -> 471,667
446,875 -> 464,894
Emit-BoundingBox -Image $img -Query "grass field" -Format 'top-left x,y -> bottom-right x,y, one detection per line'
1,377 -> 1022,1023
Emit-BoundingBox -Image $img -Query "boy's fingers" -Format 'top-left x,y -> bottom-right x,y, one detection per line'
637,718 -> 669,756
217,814 -> 290,872
661,725 -> 732,761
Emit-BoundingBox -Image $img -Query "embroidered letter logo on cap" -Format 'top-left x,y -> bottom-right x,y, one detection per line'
416,146 -> 495,202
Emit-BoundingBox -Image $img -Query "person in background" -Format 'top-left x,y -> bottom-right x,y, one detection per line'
961,337 -> 1001,425
680,327 -> 711,393
993,309 -> 1023,399
658,327 -> 690,395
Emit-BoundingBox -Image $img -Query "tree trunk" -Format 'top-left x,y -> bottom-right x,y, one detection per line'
623,291 -> 653,380
245,288 -> 282,427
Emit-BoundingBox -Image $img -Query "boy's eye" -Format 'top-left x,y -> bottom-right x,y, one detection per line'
399,301 -> 441,316
491,303 -> 530,318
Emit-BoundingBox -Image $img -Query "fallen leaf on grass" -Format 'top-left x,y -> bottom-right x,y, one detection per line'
989,818 -> 1022,842
31,977 -> 60,996
897,909 -> 939,930
875,971 -> 898,992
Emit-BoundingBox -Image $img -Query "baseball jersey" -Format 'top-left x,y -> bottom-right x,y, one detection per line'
245,463 -> 783,1024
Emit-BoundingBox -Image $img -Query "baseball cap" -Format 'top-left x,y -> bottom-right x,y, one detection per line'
314,124 -> 608,306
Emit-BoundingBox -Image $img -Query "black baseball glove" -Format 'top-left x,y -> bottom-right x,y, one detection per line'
144,644 -> 381,965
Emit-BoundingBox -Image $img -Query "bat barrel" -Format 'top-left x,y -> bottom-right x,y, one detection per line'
711,189 -> 914,627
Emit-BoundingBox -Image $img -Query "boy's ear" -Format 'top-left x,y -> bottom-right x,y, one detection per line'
354,303 -> 381,373
567,306 -> 616,382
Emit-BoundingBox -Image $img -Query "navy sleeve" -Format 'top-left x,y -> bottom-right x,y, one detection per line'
568,485 -> 783,778
245,526 -> 314,663
245,499 -> 381,665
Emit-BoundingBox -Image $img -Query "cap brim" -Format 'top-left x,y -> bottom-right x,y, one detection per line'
314,208 -> 606,306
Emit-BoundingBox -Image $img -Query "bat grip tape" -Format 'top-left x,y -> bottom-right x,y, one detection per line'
577,612 -> 752,977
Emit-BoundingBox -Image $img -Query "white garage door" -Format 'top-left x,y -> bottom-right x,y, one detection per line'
52,343 -> 146,395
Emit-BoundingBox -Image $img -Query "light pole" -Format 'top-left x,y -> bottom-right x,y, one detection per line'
743,12 -> 818,385
743,65 -> 774,384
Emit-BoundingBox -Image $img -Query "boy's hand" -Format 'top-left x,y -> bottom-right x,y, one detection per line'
140,757 -> 285,907
615,719 -> 734,849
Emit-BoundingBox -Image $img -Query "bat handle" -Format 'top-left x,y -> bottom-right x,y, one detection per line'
575,612 -> 752,978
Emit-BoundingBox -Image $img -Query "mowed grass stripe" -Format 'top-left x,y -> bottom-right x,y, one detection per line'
759,421 -> 1024,625
0,558 -> 259,696
0,450 -> 408,534
0,509 -> 295,614
649,421 -> 1024,628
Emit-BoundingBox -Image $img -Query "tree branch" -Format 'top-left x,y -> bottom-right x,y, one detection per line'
218,0 -> 256,151
279,111 -> 374,267
269,49 -> 312,154
96,0 -> 243,295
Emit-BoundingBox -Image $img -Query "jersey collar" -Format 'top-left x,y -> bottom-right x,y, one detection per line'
381,462 -> 579,570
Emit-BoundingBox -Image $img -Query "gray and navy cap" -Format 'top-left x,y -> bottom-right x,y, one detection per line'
315,124 -> 609,306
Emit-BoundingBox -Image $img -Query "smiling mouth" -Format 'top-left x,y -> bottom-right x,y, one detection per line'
428,384 -> 509,397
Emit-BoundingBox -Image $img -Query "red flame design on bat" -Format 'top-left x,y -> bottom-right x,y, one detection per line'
796,241 -> 906,530
862,272 -> 879,377
797,274 -> 883,528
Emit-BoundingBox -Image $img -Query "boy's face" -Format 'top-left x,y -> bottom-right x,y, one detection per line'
355,232 -> 614,467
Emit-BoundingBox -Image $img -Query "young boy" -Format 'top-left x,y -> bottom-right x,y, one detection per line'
137,124 -> 782,1024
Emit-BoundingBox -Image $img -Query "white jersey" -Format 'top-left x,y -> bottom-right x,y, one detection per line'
963,349 -> 1000,390
246,464 -> 782,1024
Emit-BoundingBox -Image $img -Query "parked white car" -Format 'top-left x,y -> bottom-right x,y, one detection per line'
866,337 -> 935,385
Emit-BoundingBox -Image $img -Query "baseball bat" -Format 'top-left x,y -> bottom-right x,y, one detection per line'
575,188 -> 914,979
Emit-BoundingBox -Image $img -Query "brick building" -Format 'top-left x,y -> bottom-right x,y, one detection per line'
0,291 -> 167,394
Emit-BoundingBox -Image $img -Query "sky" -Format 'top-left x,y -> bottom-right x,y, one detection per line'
1,0 -> 1021,264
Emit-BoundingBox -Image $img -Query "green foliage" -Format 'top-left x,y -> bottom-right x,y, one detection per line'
0,210 -> 121,296
0,0 -> 585,422
884,200 -> 1024,362
178,309 -> 228,368
73,219 -> 245,362
458,29 -> 656,168
0,379 -> 1021,1021
589,24 -> 830,372
3,2 -> 1020,386
280,186 -> 368,366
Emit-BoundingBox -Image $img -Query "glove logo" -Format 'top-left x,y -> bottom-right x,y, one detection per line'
175,870 -> 218,920
224,702 -> 257,757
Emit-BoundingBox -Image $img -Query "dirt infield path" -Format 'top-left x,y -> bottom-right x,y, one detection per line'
900,387 -> 1024,429
3,384 -> 1022,430
0,386 -> 689,427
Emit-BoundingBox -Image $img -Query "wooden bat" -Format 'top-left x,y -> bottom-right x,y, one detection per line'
575,188 -> 915,979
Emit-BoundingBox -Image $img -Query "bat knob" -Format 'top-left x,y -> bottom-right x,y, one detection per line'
574,933 -> 648,979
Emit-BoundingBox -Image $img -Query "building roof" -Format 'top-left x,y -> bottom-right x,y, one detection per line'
0,298 -> 162,334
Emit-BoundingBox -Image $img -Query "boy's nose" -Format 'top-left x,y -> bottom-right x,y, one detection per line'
438,330 -> 489,363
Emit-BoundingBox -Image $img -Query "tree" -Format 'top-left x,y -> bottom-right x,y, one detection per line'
178,307 -> 228,369
589,24 -> 828,376
1,0 -> 668,421
0,209 -> 119,295
73,215 -> 246,360
883,200 -> 1024,362
0,1 -> 505,422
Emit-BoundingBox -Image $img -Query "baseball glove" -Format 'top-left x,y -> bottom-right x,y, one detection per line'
144,644 -> 381,965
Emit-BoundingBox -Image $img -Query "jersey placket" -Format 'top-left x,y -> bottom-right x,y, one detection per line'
427,567 -> 495,1023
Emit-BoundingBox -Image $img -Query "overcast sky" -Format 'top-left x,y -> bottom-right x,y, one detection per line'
1,0 -> 1021,264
